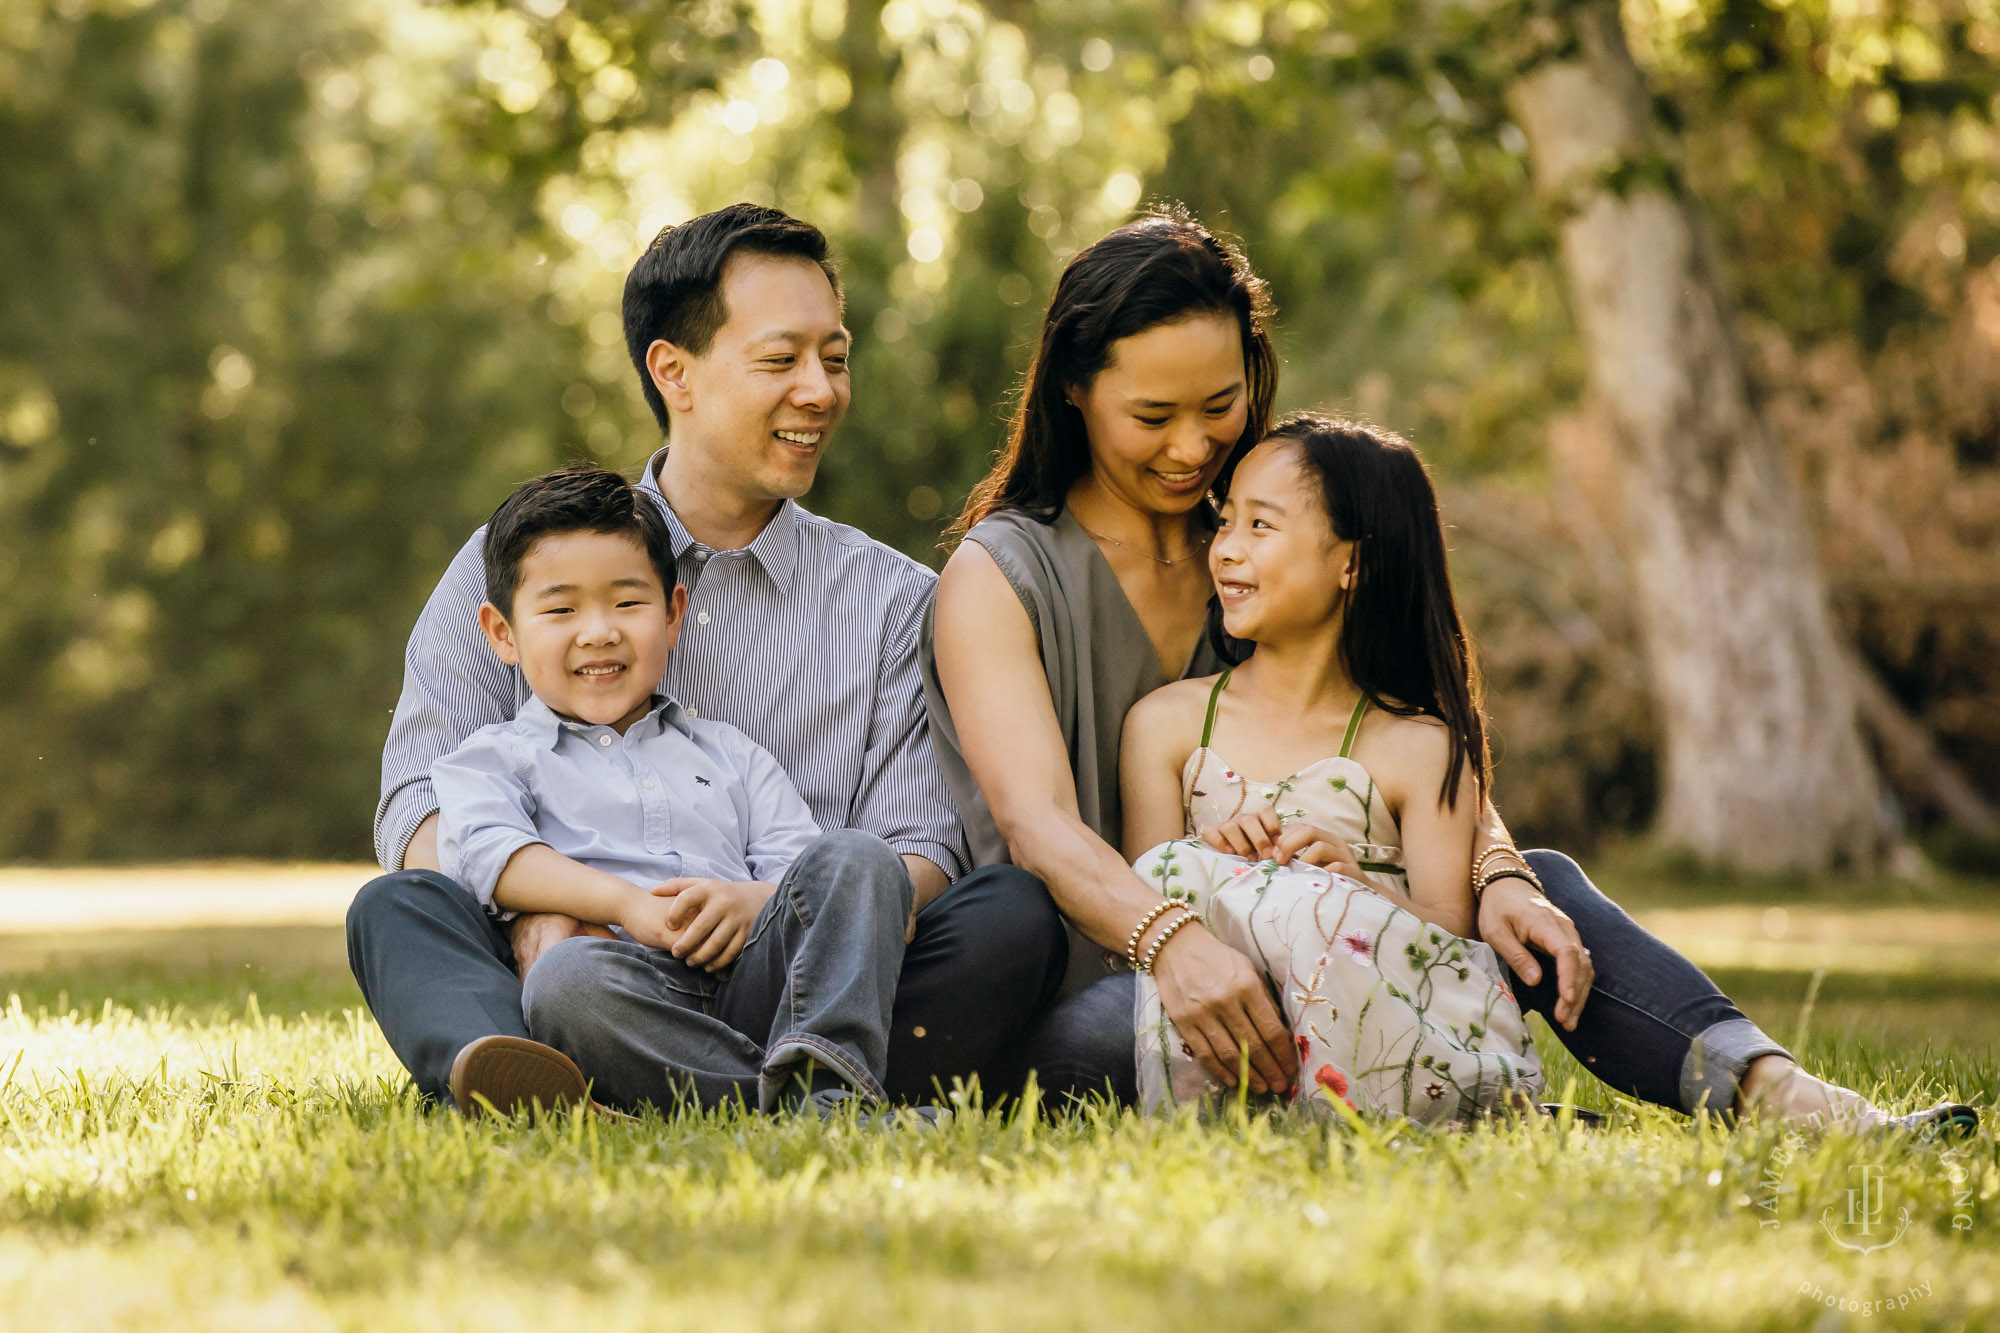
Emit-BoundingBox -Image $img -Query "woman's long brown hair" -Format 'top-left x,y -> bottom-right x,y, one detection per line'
947,204 -> 1278,545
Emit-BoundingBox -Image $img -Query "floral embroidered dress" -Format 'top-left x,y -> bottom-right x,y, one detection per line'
1134,671 -> 1543,1125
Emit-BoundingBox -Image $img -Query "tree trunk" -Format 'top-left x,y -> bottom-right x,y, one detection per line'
1507,1 -> 1883,871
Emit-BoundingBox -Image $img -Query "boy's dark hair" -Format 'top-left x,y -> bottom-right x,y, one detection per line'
483,464 -> 677,618
622,204 -> 842,434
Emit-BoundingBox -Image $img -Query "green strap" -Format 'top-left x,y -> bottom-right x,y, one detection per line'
1199,668 -> 1233,749
1339,694 -> 1369,758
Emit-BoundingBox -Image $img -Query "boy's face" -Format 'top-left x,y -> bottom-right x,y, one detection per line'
477,530 -> 686,733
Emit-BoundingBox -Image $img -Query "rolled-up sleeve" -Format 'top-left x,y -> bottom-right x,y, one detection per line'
848,580 -> 968,880
734,732 -> 824,884
431,729 -> 543,910
374,531 -> 521,871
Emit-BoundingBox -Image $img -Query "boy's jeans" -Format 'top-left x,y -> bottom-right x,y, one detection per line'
520,828 -> 913,1111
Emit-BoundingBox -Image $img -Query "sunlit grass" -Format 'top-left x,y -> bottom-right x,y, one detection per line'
0,926 -> 1993,1330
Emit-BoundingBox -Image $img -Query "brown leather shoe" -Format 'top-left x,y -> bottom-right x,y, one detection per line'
447,1035 -> 587,1118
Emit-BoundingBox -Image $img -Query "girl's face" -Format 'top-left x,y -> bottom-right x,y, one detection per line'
1211,440 -> 1354,643
1066,313 -> 1247,516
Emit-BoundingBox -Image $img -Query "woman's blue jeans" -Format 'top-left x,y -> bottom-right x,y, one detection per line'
1021,849 -> 1790,1114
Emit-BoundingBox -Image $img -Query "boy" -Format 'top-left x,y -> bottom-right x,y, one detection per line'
432,463 -> 913,1116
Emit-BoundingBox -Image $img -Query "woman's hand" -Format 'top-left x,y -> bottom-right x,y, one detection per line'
1201,811 -> 1363,879
1150,921 -> 1299,1094
1476,876 -> 1594,1030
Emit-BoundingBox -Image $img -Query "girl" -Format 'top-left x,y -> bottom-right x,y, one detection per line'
1120,413 -> 1542,1123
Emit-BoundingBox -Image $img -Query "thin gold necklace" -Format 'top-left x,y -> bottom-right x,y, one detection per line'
1073,516 -> 1209,567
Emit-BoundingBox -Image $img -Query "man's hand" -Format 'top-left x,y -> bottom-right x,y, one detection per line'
652,878 -> 775,972
508,912 -> 614,981
1477,876 -> 1594,1030
1150,922 -> 1299,1095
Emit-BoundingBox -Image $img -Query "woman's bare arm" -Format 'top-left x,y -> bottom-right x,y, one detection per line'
1469,797 -> 1594,1029
935,545 -> 1183,947
1118,686 -> 1201,859
933,542 -> 1297,1094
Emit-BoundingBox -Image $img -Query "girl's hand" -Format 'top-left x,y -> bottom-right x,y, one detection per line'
1270,823 -> 1363,880
1201,808 -> 1286,860
1202,812 -> 1362,879
656,878 -> 775,972
1150,921 -> 1299,1095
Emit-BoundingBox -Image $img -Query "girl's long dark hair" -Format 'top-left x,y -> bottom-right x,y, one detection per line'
948,204 -> 1277,543
1209,413 -> 1490,810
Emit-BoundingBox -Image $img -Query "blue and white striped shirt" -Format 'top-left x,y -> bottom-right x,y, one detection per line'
374,447 -> 966,879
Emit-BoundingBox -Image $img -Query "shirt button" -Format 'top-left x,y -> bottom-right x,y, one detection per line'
685,708 -> 698,718
598,734 -> 613,747
696,611 -> 710,626
642,779 -> 655,789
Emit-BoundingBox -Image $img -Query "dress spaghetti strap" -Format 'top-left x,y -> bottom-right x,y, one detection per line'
1199,668 -> 1233,749
1339,694 -> 1370,758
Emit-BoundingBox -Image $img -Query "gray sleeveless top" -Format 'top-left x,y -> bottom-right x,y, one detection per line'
918,507 -> 1227,988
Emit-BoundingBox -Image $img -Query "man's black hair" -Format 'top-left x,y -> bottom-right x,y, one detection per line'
483,464 -> 677,618
622,203 -> 842,434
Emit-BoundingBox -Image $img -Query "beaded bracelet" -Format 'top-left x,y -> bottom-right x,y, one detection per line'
1139,909 -> 1199,974
1472,843 -> 1518,883
1474,864 -> 1543,905
1124,899 -> 1179,968
1471,845 -> 1540,906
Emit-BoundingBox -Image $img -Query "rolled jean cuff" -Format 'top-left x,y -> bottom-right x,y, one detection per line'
1680,1017 -> 1791,1115
759,1033 -> 885,1112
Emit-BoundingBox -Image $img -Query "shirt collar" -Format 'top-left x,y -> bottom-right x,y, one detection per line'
517,690 -> 694,750
638,446 -> 801,594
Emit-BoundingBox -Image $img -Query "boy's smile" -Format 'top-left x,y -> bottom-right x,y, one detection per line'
477,529 -> 686,733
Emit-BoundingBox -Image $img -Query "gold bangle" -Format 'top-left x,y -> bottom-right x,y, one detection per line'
1139,909 -> 1199,974
1473,844 -> 1518,881
1125,900 -> 1178,968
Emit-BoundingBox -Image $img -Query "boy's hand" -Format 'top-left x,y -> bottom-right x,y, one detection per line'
616,892 -> 687,953
654,878 -> 775,973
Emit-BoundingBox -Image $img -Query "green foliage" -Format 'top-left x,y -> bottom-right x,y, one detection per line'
2,0 -> 1995,860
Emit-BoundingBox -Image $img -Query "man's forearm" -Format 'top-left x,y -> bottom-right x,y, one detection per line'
492,843 -> 641,926
901,853 -> 949,913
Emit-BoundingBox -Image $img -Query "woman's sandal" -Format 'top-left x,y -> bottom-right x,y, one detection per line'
1538,1102 -> 1606,1127
1883,1101 -> 1980,1139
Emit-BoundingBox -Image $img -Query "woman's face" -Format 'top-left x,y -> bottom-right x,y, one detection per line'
1210,440 -> 1353,643
1066,313 -> 1248,516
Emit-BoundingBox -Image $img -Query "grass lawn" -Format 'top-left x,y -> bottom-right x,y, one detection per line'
0,862 -> 1994,1330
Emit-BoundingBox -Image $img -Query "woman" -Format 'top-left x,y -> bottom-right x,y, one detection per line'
920,206 -> 1961,1130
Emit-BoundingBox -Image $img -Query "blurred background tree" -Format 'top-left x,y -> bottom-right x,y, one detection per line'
0,0 -> 1994,869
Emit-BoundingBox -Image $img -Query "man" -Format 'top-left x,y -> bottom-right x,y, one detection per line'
349,205 -> 1067,1114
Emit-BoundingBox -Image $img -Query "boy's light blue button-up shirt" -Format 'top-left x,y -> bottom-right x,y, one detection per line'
432,692 -> 821,912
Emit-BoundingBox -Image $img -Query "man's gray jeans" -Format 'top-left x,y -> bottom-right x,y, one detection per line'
521,828 -> 913,1111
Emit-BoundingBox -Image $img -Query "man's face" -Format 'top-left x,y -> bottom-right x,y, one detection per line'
666,254 -> 851,502
478,530 -> 687,733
